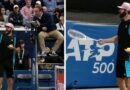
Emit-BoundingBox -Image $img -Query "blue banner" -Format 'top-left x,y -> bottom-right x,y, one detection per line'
66,21 -> 118,88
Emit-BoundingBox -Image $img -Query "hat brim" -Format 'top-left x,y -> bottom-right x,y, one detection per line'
117,6 -> 123,8
14,6 -> 19,8
5,25 -> 14,29
5,25 -> 10,27
36,3 -> 41,5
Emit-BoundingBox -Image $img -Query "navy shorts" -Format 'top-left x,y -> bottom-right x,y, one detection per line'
116,60 -> 126,78
0,60 -> 13,78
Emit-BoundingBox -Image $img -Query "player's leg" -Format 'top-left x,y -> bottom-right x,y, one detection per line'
6,62 -> 13,90
126,78 -> 130,90
0,78 -> 3,90
7,78 -> 13,90
116,60 -> 127,90
0,63 -> 4,90
117,78 -> 127,90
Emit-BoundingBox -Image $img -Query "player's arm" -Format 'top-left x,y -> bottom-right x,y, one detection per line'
8,44 -> 20,53
98,35 -> 118,45
8,39 -> 20,52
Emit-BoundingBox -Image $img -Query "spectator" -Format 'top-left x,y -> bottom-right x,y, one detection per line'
33,6 -> 63,56
21,0 -> 33,25
8,5 -> 23,26
0,6 -> 8,23
32,0 -> 45,7
56,15 -> 64,34
43,6 -> 47,12
35,1 -> 47,13
53,8 -> 61,24
44,0 -> 57,15
56,15 -> 64,56
4,0 -> 17,15
15,40 -> 31,70
35,0 -> 42,7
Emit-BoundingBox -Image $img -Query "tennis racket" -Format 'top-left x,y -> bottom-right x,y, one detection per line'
68,29 -> 99,41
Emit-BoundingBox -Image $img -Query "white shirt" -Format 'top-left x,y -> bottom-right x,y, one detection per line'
56,23 -> 64,31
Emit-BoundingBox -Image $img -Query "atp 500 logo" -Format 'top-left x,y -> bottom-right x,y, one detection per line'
66,39 -> 115,61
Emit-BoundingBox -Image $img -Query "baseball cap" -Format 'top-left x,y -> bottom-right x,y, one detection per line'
5,23 -> 14,30
36,1 -> 41,5
13,5 -> 19,8
117,2 -> 130,11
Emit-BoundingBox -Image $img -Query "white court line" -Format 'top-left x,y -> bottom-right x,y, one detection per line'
67,20 -> 118,26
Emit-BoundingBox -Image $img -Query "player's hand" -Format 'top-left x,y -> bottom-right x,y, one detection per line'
8,44 -> 14,50
124,48 -> 130,53
98,39 -> 105,45
15,47 -> 20,53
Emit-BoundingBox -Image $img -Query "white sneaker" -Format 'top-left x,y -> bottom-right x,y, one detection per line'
49,50 -> 58,56
41,51 -> 47,56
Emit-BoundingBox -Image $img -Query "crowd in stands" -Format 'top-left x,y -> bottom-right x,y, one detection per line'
0,0 -> 64,56
0,0 -> 64,29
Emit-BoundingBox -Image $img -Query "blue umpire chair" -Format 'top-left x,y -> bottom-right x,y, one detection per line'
12,32 -> 55,90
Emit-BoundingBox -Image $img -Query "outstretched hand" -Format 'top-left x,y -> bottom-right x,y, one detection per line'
97,39 -> 105,45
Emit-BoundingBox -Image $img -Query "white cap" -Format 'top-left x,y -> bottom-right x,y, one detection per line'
117,2 -> 130,11
13,5 -> 19,8
36,1 -> 41,5
5,23 -> 14,30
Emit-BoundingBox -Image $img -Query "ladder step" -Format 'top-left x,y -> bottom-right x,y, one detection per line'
16,86 -> 32,90
17,74 -> 32,79
17,74 -> 52,79
38,74 -> 52,80
38,86 -> 55,90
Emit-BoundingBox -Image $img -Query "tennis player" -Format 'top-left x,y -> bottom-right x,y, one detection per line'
0,23 -> 17,90
98,2 -> 130,90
